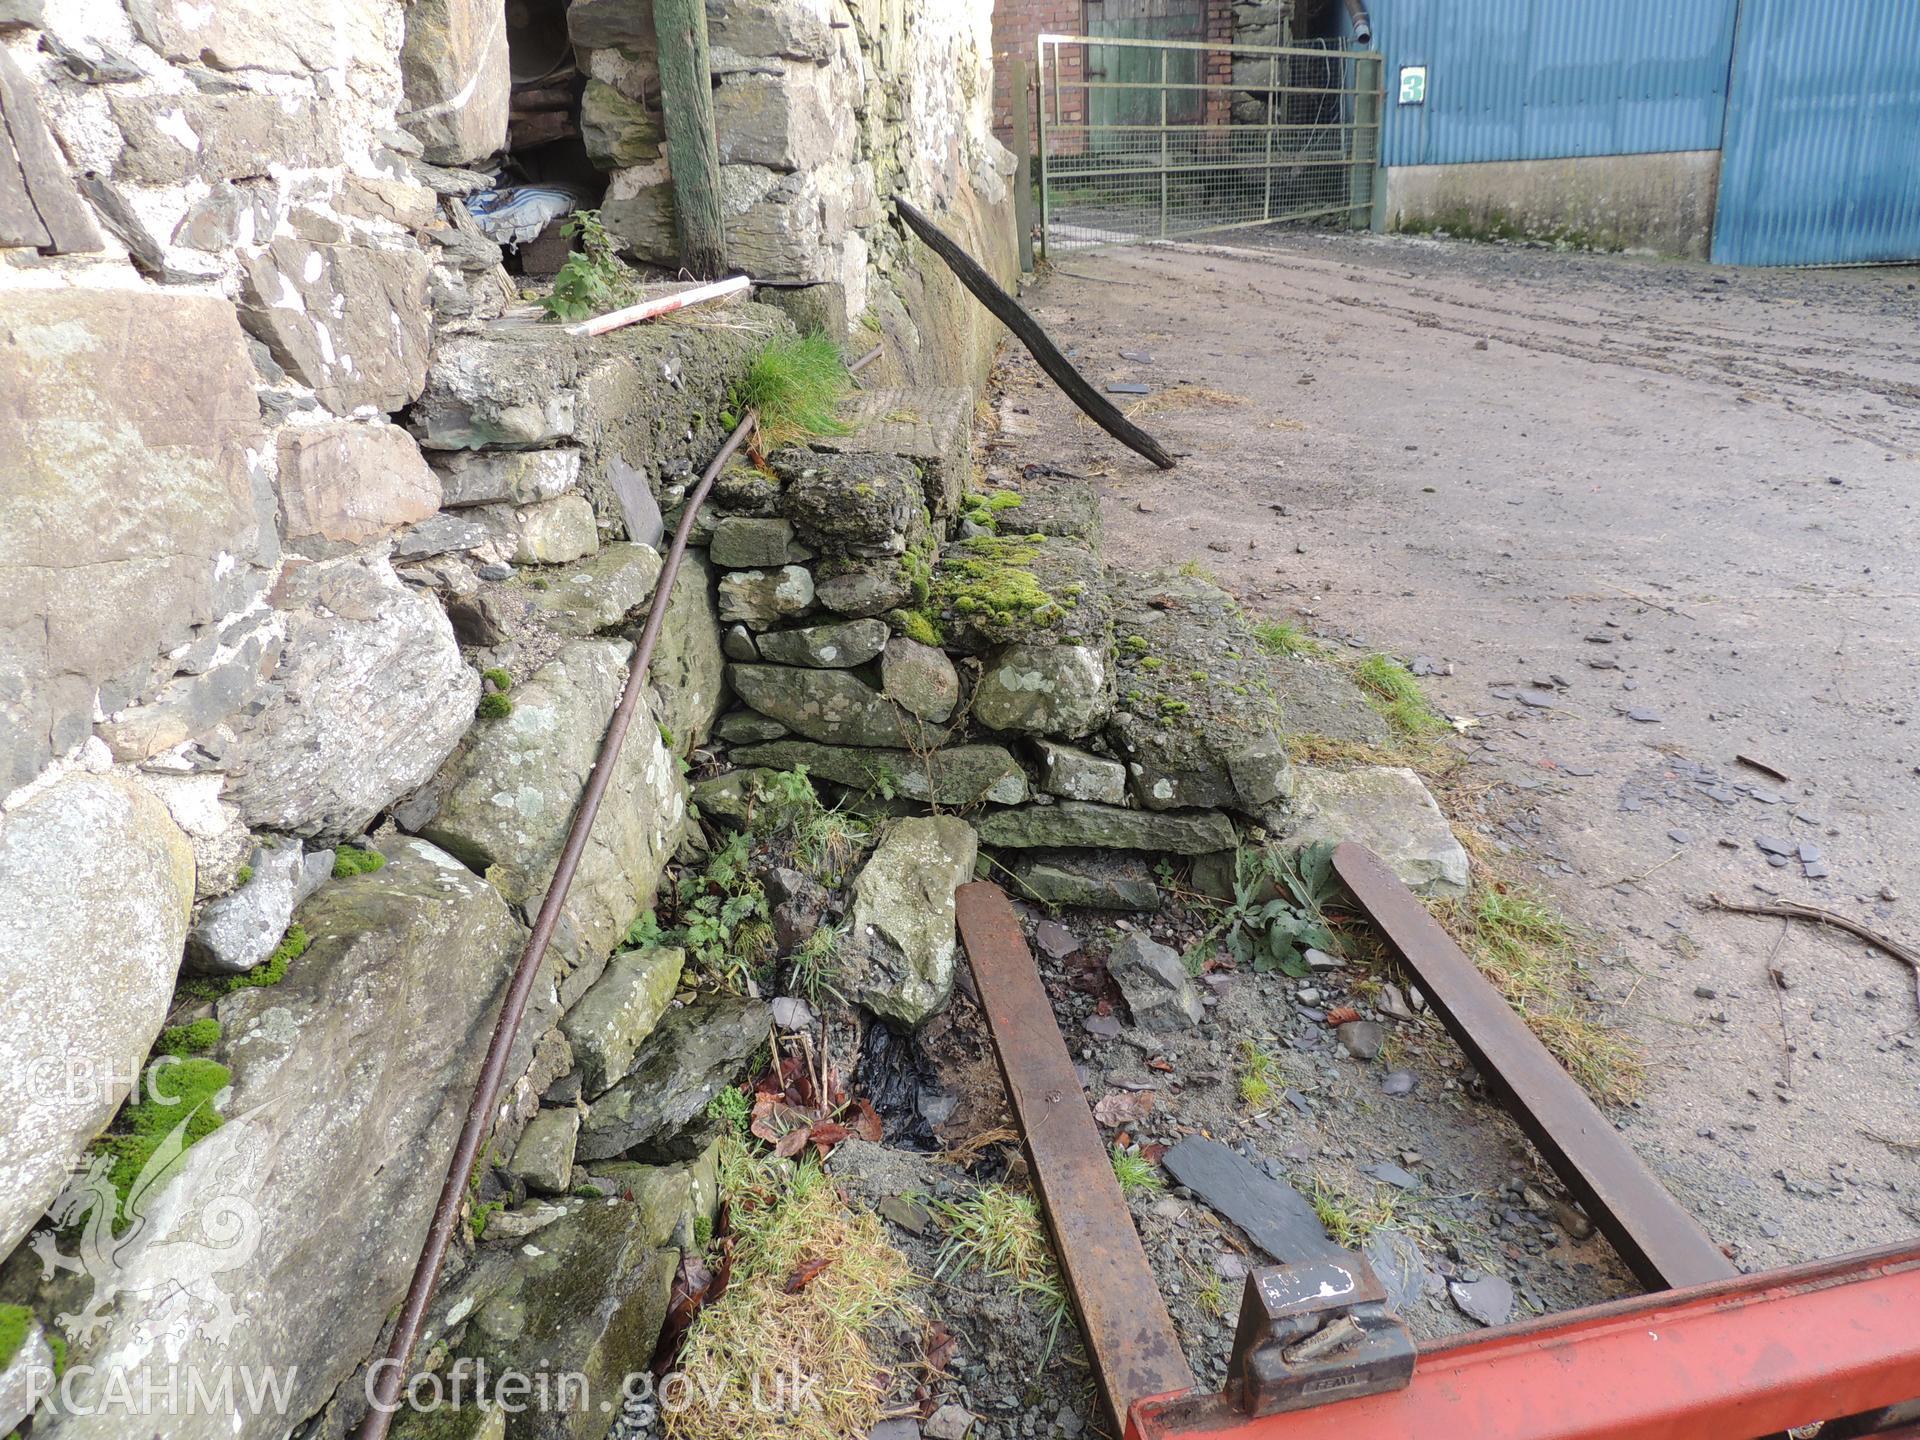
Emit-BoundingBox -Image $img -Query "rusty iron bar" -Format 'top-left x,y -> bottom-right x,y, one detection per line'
355,409 -> 759,1440
954,881 -> 1196,1430
848,342 -> 883,375
1330,842 -> 1732,1292
1128,1238 -> 1920,1440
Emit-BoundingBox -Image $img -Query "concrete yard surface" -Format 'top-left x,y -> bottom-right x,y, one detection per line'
993,230 -> 1920,1273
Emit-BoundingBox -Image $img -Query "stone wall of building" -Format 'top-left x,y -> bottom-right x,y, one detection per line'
0,0 -> 1012,1433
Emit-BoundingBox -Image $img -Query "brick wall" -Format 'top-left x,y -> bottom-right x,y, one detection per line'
991,0 -> 1082,143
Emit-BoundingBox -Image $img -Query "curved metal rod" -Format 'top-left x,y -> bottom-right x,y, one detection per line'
356,407 -> 759,1439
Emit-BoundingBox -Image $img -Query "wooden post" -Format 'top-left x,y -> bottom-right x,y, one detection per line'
1011,57 -> 1036,273
652,0 -> 726,278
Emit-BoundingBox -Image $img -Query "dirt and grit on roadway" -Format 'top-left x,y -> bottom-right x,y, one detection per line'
988,230 -> 1920,1275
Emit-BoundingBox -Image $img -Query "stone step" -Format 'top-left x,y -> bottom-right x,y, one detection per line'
806,384 -> 974,518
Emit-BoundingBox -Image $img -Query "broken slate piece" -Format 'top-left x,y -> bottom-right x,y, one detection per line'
1626,708 -> 1662,723
1105,381 -> 1150,395
924,1405 -> 974,1440
1082,1012 -> 1123,1040
1161,1137 -> 1338,1264
1381,1071 -> 1416,1097
1336,1020 -> 1384,1060
877,1195 -> 931,1234
1364,1161 -> 1420,1192
1033,919 -> 1080,961
1448,1273 -> 1515,1327
1364,1229 -> 1429,1315
1755,835 -> 1795,857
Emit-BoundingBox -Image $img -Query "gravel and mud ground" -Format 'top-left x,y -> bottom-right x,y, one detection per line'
985,229 -> 1920,1283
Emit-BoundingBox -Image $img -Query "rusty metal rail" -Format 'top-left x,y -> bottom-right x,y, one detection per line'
1129,1238 -> 1920,1440
954,882 -> 1195,1430
958,856 -> 1920,1440
1329,842 -> 1733,1291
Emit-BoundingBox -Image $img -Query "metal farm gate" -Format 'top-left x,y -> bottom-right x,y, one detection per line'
1033,32 -> 1384,253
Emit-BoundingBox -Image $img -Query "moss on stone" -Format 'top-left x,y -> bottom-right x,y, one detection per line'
235,864 -> 253,886
935,535 -> 1055,629
477,692 -> 514,719
156,1019 -> 221,1057
180,924 -> 308,1001
97,1057 -> 231,1230
889,608 -> 944,648
481,667 -> 513,692
332,846 -> 386,878
0,1304 -> 31,1369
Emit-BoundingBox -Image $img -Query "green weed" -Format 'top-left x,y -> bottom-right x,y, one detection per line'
729,334 -> 853,449
1354,654 -> 1447,738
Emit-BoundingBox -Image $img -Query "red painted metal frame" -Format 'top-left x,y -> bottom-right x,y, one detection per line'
1125,1239 -> 1920,1440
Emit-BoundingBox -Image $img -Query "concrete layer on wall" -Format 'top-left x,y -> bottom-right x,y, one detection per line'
1383,149 -> 1720,260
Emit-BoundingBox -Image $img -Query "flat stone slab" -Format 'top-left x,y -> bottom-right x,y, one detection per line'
933,533 -> 1110,654
733,739 -> 1027,807
976,800 -> 1235,854
1280,765 -> 1470,897
579,994 -> 770,1162
513,543 -> 664,635
803,385 -> 973,517
728,663 -> 913,747
755,617 -> 889,669
995,480 -> 1101,545
1010,850 -> 1161,911
1162,1137 -> 1338,1264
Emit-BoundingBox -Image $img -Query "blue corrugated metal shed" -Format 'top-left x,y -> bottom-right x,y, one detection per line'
1713,1 -> 1920,265
1357,0 -> 1742,167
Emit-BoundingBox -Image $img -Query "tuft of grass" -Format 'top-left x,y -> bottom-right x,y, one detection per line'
1111,1147 -> 1164,1196
1237,1040 -> 1281,1107
1353,654 -> 1447,738
787,923 -> 844,1003
731,334 -> 853,450
931,1186 -> 1064,1308
1252,619 -> 1324,657
668,1141 -> 915,1440
1309,1177 -> 1410,1249
1432,883 -> 1644,1104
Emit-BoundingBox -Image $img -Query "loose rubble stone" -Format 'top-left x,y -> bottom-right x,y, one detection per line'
841,816 -> 979,1026
395,512 -> 492,560
224,553 -> 477,842
718,565 -> 815,627
580,995 -> 771,1161
1364,1230 -> 1430,1314
563,945 -> 686,1097
1107,934 -> 1205,1030
276,423 -> 441,556
1010,851 -> 1161,911
0,775 -> 193,1257
1449,1274 -> 1516,1327
239,238 -> 432,414
184,842 -> 304,975
1033,920 -> 1080,960
973,643 -> 1110,738
813,557 -> 912,618
647,553 -> 729,754
1035,740 -> 1128,805
710,516 -> 811,569
924,1406 -> 974,1440
1336,1020 -> 1385,1060
691,769 -> 770,830
511,1107 -> 580,1194
433,449 -> 581,508
881,637 -> 961,722
723,624 -> 759,661
474,494 -> 599,564
734,740 -> 1027,807
515,544 -> 663,636
755,617 -> 889,669
728,664 -> 911,747
1281,766 -> 1470,897
977,801 -> 1236,855
778,450 -> 924,557
419,640 -> 686,1009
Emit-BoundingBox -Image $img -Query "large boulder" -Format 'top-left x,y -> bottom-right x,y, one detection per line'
221,553 -> 477,842
0,288 -> 269,790
1280,766 -> 1471,898
398,0 -> 510,165
841,817 -> 977,1026
0,775 -> 193,1257
239,239 -> 433,415
29,839 -> 525,1440
418,640 -> 687,1011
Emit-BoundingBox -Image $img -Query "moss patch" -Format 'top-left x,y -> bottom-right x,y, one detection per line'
179,924 -> 307,1002
332,846 -> 385,878
477,692 -> 514,719
0,1304 -> 32,1369
96,1057 -> 231,1230
155,1019 -> 221,1057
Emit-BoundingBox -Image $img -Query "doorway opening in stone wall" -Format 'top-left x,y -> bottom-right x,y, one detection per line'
470,0 -> 611,279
